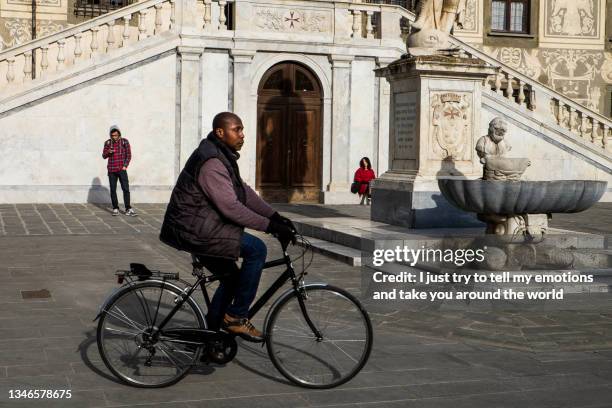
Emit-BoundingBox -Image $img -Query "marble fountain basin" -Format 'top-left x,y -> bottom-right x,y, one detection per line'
438,179 -> 607,215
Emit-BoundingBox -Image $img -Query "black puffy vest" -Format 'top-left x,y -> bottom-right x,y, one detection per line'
159,134 -> 246,259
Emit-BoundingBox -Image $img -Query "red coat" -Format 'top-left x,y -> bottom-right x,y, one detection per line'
354,168 -> 376,195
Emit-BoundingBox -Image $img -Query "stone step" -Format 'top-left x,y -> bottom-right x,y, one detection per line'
297,236 -> 362,267
293,219 -> 606,252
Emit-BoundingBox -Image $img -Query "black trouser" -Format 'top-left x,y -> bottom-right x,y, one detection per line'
108,170 -> 131,210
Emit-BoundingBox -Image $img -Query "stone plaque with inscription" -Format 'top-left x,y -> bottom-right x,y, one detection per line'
393,92 -> 417,161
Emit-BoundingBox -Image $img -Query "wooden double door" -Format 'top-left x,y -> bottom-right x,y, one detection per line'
256,62 -> 322,203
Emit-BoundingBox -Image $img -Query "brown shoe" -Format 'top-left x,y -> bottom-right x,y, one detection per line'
222,313 -> 264,342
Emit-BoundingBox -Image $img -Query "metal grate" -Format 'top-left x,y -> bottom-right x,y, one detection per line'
21,289 -> 52,299
74,0 -> 136,18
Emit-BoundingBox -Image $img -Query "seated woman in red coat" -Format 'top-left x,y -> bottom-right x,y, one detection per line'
354,157 -> 376,205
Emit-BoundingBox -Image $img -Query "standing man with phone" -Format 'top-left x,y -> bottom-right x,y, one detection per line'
102,125 -> 136,216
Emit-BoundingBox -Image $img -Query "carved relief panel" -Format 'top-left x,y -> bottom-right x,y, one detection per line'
429,92 -> 472,161
253,6 -> 332,34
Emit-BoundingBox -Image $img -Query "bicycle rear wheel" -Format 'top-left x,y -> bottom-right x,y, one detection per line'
97,281 -> 205,388
265,284 -> 372,388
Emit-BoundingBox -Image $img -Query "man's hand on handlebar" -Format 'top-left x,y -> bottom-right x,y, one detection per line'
266,220 -> 297,245
270,212 -> 296,232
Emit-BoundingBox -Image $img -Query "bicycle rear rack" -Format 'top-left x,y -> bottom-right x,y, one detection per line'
115,263 -> 179,284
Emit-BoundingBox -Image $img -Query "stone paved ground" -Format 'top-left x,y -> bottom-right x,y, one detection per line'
0,204 -> 612,407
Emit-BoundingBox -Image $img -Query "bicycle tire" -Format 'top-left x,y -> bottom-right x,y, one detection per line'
265,284 -> 373,389
97,280 -> 205,388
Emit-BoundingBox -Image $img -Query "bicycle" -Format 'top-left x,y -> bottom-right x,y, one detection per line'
95,233 -> 373,389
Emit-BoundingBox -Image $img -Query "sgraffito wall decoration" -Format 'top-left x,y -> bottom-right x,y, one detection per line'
0,18 -> 66,49
484,46 -> 612,114
546,0 -> 598,37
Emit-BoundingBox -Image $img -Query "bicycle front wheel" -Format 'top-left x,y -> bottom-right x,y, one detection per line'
265,284 -> 373,388
97,281 -> 205,388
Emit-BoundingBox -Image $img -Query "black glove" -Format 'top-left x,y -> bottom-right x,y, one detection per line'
266,220 -> 297,245
270,212 -> 296,232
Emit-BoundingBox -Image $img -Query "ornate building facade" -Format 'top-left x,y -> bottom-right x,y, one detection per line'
452,0 -> 612,117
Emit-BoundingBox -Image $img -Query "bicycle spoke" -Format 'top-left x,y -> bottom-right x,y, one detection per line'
267,286 -> 371,388
104,327 -> 140,337
106,307 -> 146,331
97,282 -> 203,387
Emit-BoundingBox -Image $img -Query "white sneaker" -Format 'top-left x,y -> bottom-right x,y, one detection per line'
125,208 -> 137,216
112,209 -> 119,216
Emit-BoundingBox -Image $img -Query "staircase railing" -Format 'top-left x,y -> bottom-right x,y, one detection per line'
449,35 -> 612,152
0,0 -> 177,88
0,0 -> 610,153
392,6 -> 611,152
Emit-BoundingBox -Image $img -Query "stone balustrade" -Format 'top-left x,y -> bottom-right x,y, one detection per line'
452,38 -> 612,154
348,3 -> 381,39
0,0 -> 406,93
1,0 -> 608,157
0,0 -> 174,89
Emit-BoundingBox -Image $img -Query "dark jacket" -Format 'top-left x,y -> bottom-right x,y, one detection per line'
159,133 -> 247,259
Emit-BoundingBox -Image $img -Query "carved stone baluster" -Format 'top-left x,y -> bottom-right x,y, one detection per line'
90,27 -> 100,56
494,72 -> 502,95
57,39 -> 66,70
218,0 -> 227,30
154,4 -> 163,34
41,46 -> 49,78
484,74 -> 494,91
6,58 -> 15,83
138,11 -> 148,40
505,73 -> 513,101
170,0 -> 176,29
366,11 -> 374,39
122,16 -> 131,47
203,0 -> 212,29
23,52 -> 32,81
517,79 -> 525,107
569,107 -> 576,133
352,10 -> 361,38
74,33 -> 83,59
604,125 -> 610,151
591,119 -> 600,145
106,20 -> 116,50
579,113 -> 588,139
556,99 -> 564,125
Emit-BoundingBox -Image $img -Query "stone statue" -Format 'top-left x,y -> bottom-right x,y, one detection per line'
476,117 -> 530,181
407,0 -> 466,55
476,117 -> 511,164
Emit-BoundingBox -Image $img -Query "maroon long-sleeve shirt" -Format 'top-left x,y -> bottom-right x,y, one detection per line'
198,158 -> 274,231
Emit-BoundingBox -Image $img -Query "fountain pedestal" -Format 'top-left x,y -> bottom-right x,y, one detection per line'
372,55 -> 496,228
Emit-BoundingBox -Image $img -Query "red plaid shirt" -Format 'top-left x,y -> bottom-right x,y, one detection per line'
102,137 -> 131,173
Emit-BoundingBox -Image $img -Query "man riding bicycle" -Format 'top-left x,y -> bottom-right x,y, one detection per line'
160,112 -> 296,342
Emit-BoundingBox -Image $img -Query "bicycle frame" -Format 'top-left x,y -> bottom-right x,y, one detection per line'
148,248 -> 322,343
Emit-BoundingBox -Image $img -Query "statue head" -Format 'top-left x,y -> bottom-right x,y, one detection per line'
488,117 -> 507,144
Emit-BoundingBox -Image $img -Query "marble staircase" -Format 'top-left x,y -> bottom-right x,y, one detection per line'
0,0 -> 610,203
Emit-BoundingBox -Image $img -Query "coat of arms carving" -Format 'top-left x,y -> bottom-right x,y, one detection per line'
430,92 -> 471,160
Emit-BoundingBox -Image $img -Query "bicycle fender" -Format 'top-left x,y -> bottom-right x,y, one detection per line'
93,279 -> 206,326
262,282 -> 329,334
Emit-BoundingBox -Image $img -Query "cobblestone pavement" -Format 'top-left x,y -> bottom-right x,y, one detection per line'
1,202 -> 610,236
0,204 -> 612,407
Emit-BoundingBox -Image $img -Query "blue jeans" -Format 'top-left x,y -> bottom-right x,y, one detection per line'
205,232 -> 267,328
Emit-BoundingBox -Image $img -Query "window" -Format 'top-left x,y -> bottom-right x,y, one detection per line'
295,70 -> 315,92
491,0 -> 529,34
263,70 -> 284,91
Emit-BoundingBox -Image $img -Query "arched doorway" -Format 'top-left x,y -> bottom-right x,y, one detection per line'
256,62 -> 323,203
